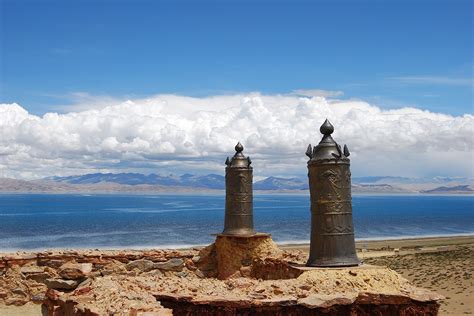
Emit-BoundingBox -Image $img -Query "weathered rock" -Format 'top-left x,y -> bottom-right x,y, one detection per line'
298,293 -> 357,308
11,287 -> 28,296
194,269 -> 205,278
42,276 -> 173,316
126,259 -> 155,272
58,262 -> 92,280
153,258 -> 184,271
253,285 -> 266,293
26,272 -> 51,283
20,265 -> 44,275
17,265 -> 52,284
31,294 -> 46,303
185,258 -> 197,271
299,284 -> 311,291
174,271 -> 188,278
144,269 -> 164,277
3,253 -> 37,266
273,287 -> 284,295
45,278 -> 79,290
38,259 -> 64,268
73,286 -> 92,296
101,259 -> 128,276
77,277 -> 92,289
194,244 -> 217,277
4,296 -> 29,306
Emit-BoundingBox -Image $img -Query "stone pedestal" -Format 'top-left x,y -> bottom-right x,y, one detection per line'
155,262 -> 443,315
214,233 -> 279,279
11,247 -> 442,315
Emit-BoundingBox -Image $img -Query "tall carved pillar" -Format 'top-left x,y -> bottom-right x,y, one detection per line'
305,119 -> 359,267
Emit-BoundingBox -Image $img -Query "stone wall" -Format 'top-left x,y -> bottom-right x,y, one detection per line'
0,239 -> 443,315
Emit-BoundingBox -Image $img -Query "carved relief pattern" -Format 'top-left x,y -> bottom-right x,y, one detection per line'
225,168 -> 253,224
306,120 -> 359,266
309,164 -> 354,235
320,214 -> 354,235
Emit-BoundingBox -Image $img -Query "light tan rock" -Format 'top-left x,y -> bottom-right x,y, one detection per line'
126,259 -> 155,272
25,272 -> 51,283
4,296 -> 29,306
298,293 -> 357,308
45,278 -> 79,290
58,262 -> 92,280
153,258 -> 184,271
20,265 -> 44,275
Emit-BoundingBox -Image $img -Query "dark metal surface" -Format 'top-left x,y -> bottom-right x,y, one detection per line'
222,142 -> 256,236
306,119 -> 359,267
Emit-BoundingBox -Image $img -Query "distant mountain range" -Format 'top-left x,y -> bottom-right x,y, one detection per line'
352,176 -> 470,185
47,173 -> 226,189
0,173 -> 472,194
421,185 -> 474,194
253,176 -> 307,190
48,173 -> 310,190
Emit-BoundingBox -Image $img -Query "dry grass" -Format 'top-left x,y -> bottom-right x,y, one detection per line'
364,245 -> 473,315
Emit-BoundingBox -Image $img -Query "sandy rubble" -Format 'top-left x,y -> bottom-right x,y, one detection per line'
0,237 -> 445,315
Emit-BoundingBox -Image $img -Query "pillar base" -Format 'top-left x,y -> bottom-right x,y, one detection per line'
213,233 -> 280,279
306,258 -> 360,268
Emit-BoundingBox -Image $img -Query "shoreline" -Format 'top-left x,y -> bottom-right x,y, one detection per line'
281,234 -> 474,250
0,191 -> 473,196
280,235 -> 474,257
2,234 -> 474,254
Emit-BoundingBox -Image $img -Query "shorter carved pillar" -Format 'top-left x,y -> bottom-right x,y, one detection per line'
211,142 -> 272,278
222,142 -> 256,236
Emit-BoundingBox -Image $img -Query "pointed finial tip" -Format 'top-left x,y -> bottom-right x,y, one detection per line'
320,119 -> 334,135
305,144 -> 313,159
235,142 -> 244,153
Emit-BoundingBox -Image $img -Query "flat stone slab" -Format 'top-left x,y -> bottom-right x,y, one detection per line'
45,278 -> 79,290
290,262 -> 380,271
213,232 -> 272,238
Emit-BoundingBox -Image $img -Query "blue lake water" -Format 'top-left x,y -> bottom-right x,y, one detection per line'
0,194 -> 473,251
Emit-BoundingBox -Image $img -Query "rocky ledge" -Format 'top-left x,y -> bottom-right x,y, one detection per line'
1,236 -> 443,315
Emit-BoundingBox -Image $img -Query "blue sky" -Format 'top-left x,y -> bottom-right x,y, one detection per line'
0,0 -> 473,179
1,0 -> 472,115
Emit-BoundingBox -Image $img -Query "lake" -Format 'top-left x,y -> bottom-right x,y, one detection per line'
0,194 -> 473,251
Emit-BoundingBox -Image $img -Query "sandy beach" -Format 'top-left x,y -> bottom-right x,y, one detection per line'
1,235 -> 472,315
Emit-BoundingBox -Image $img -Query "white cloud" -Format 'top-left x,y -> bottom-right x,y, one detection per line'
0,93 -> 473,179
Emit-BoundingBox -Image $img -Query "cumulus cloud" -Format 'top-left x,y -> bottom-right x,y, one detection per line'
0,93 -> 473,179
